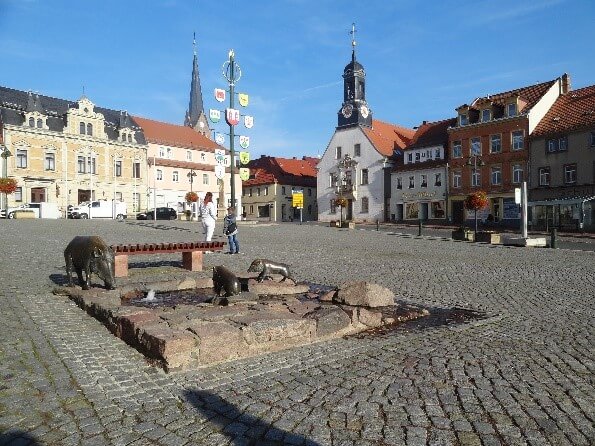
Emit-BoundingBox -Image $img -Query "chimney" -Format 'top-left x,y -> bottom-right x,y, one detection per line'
561,73 -> 571,94
422,120 -> 427,125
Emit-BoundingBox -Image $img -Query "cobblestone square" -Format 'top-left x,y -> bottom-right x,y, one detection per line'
0,220 -> 593,445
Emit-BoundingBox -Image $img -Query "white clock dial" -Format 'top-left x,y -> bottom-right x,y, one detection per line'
360,105 -> 369,119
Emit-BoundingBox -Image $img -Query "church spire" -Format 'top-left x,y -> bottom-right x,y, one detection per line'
184,32 -> 209,135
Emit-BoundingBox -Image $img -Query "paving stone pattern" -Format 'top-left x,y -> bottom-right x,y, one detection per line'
0,219 -> 593,445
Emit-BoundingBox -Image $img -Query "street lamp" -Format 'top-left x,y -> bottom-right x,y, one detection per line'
222,49 -> 242,210
466,155 -> 486,237
1,146 -> 13,215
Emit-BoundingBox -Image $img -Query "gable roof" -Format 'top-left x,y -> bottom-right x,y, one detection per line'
363,119 -> 415,156
406,118 -> 457,150
532,85 -> 595,137
244,156 -> 317,187
133,115 -> 222,152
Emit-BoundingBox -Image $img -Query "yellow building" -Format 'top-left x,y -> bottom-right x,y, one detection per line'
0,87 -> 148,215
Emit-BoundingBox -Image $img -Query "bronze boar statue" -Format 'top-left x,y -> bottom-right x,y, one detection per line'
248,259 -> 295,283
212,265 -> 241,297
64,236 -> 116,290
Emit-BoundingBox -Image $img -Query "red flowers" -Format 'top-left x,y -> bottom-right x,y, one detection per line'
185,191 -> 199,203
464,191 -> 489,211
0,178 -> 17,195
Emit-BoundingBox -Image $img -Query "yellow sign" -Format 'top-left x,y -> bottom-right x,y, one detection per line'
239,167 -> 250,181
292,192 -> 304,208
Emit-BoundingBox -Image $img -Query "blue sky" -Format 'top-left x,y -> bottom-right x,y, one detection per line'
1,0 -> 593,160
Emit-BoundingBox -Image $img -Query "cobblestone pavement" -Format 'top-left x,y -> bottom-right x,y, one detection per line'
0,219 -> 593,446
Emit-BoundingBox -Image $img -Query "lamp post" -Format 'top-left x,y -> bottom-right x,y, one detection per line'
222,49 -> 242,210
1,146 -> 13,215
466,155 -> 485,237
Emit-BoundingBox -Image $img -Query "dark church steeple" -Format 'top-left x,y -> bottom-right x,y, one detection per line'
184,33 -> 210,136
337,23 -> 372,129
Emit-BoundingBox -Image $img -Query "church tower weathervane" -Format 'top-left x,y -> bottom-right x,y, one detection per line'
338,22 -> 372,129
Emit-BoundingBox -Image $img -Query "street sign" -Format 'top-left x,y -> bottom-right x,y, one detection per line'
292,191 -> 304,208
514,188 -> 521,204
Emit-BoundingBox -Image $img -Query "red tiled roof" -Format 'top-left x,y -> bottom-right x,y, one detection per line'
461,79 -> 557,114
363,119 -> 415,156
406,118 -> 457,150
533,85 -> 595,136
243,156 -> 317,187
133,116 -> 224,152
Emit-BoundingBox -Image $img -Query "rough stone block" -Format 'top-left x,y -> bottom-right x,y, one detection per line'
139,326 -> 197,370
241,318 -> 314,345
187,320 -> 246,364
248,281 -> 309,295
307,306 -> 352,337
286,300 -> 321,317
117,310 -> 162,340
358,308 -> 383,328
334,281 -> 395,307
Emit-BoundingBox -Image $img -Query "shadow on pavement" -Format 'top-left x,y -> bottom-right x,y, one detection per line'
0,430 -> 42,445
183,389 -> 321,446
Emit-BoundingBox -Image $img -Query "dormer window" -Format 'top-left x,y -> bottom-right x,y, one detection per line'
87,123 -> 93,136
29,117 -> 35,127
507,103 -> 517,117
80,122 -> 85,134
128,134 -> 132,142
481,109 -> 491,122
459,113 -> 468,126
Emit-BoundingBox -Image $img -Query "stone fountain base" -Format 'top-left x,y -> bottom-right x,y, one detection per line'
54,274 -> 427,372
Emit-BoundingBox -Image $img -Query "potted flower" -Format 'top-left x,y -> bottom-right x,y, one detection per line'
0,178 -> 18,195
464,191 -> 489,241
184,191 -> 198,221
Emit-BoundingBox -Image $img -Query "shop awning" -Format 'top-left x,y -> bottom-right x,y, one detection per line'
529,196 -> 595,206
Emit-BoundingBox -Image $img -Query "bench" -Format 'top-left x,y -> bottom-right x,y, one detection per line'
110,241 -> 225,278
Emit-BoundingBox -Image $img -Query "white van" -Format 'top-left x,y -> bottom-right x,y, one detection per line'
69,200 -> 127,220
1,202 -> 61,219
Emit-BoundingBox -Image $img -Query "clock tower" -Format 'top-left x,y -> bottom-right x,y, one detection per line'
337,23 -> 372,129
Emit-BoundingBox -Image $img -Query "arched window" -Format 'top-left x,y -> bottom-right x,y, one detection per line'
29,117 -> 35,127
80,122 -> 86,134
36,119 -> 43,128
128,134 -> 132,142
87,123 -> 93,136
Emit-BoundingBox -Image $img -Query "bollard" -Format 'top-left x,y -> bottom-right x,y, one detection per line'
550,228 -> 557,249
376,219 -> 379,231
418,219 -> 423,236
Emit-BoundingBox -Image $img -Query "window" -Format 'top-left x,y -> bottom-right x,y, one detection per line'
249,205 -> 254,214
173,171 -> 179,182
308,188 -> 312,196
133,161 -> 141,179
86,123 -> 93,136
28,117 -> 34,127
452,171 -> 461,188
159,147 -> 165,158
420,174 -> 427,188
88,157 -> 96,174
15,187 -> 23,202
459,113 -> 468,126
330,199 -> 337,214
329,173 -> 338,188
396,177 -> 402,189
361,196 -> 369,213
547,137 -> 568,153
44,152 -> 55,171
435,148 -> 441,159
361,169 -> 368,185
354,144 -> 361,157
512,131 -> 524,150
156,169 -> 163,181
471,137 -> 481,156
77,155 -> 85,173
336,146 -> 342,159
491,166 -> 502,185
282,186 -> 286,195
257,188 -> 261,196
201,153 -> 206,162
16,149 -> 27,168
512,164 -> 523,184
452,141 -> 462,158
407,153 -> 413,163
80,122 -> 85,134
133,193 -> 140,212
167,148 -> 172,159
249,188 -> 253,197
471,169 -> 481,187
264,186 -> 268,196
434,173 -> 442,186
203,174 -> 209,185
564,164 -> 577,184
128,134 -> 132,142
415,152 -> 420,162
507,103 -> 517,117
591,132 -> 595,147
490,134 -> 501,153
115,192 -> 122,201
538,167 -> 550,186
481,109 -> 491,122
409,176 -> 414,189
186,150 -> 192,161
36,119 -> 43,128
115,160 -> 122,177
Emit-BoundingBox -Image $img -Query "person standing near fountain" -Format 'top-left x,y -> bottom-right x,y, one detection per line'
198,192 -> 217,242
223,206 -> 240,254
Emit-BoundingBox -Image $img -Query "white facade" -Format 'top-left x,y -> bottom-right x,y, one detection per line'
390,144 -> 448,221
317,127 -> 388,222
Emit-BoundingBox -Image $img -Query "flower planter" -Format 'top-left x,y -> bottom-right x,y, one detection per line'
452,229 -> 474,241
475,231 -> 501,244
341,221 -> 355,229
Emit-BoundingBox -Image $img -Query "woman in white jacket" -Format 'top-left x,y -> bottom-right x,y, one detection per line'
198,192 -> 217,241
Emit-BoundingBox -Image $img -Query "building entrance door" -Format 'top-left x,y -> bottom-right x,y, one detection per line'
420,202 -> 429,220
78,189 -> 92,204
452,201 -> 464,224
30,187 -> 46,203
346,199 -> 353,220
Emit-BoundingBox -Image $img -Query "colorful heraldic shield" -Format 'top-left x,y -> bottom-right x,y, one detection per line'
226,108 -> 240,126
209,109 -> 221,123
244,115 -> 254,129
238,93 -> 249,107
214,88 -> 226,102
239,135 -> 250,149
214,149 -> 226,165
239,151 -> 250,165
215,165 -> 225,180
215,133 -> 225,145
239,167 -> 250,181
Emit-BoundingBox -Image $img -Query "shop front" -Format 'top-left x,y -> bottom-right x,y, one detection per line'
529,196 -> 594,231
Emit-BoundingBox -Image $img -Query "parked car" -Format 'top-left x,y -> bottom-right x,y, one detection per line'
68,200 -> 127,220
1,202 -> 60,219
136,207 -> 178,220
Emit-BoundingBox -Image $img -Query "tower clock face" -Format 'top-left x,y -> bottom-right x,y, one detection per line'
341,104 -> 353,118
360,105 -> 369,119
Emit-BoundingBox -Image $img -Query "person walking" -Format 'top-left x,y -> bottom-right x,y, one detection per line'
223,206 -> 240,254
198,192 -> 217,242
